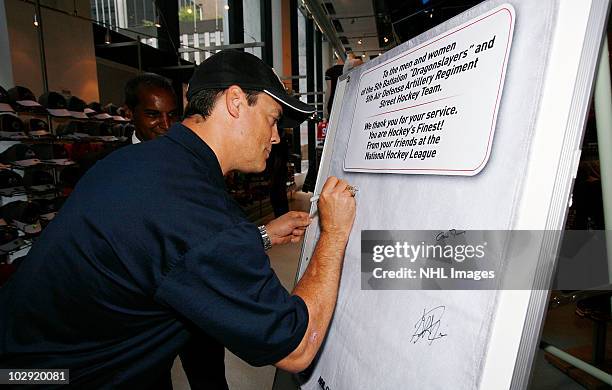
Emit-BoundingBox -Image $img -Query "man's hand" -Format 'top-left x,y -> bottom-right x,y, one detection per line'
317,177 -> 356,239
265,211 -> 311,246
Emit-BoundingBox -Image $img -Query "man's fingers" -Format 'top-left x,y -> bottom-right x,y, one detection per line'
321,176 -> 339,194
318,176 -> 357,200
333,179 -> 350,195
291,211 -> 310,225
292,228 -> 306,236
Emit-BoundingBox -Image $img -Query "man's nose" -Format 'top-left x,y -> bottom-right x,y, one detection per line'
271,125 -> 281,144
159,114 -> 171,130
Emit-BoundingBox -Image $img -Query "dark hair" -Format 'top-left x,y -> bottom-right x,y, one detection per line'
184,88 -> 260,120
124,73 -> 176,110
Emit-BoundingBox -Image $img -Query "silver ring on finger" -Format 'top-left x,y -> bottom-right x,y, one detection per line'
346,185 -> 358,197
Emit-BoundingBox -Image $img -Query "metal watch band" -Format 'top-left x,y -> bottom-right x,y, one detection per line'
258,225 -> 272,251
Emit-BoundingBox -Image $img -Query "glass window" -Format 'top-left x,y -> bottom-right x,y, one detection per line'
90,0 -> 159,48
242,1 -> 261,58
178,0 -> 229,64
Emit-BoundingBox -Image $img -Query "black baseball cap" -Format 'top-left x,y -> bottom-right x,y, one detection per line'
87,102 -> 112,120
35,196 -> 66,224
81,121 -> 112,137
0,225 -> 20,249
0,225 -> 25,255
0,200 -> 42,235
39,92 -> 71,117
23,169 -> 55,193
56,120 -> 91,139
186,50 -> 316,128
0,144 -> 39,167
104,103 -> 128,122
0,114 -> 27,139
67,96 -> 89,119
8,86 -> 46,113
28,118 -> 51,137
36,196 -> 66,215
0,170 -> 25,196
0,87 -> 15,113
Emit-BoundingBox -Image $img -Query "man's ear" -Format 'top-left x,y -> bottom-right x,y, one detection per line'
225,85 -> 244,119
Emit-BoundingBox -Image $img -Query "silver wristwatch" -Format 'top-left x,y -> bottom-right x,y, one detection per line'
258,225 -> 272,251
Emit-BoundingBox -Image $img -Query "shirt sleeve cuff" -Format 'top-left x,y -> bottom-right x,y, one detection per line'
248,294 -> 309,367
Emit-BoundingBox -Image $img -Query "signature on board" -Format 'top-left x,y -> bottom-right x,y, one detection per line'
411,305 -> 448,345
435,229 -> 466,241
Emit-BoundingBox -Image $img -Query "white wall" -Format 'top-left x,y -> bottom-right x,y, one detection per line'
3,0 -> 99,101
0,1 -> 14,88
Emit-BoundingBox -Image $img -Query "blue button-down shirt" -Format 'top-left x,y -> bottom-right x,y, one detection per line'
0,123 -> 308,388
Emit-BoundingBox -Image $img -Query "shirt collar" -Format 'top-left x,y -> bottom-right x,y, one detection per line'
165,123 -> 225,186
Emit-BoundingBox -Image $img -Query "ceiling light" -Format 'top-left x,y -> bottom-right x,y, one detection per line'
383,37 -> 389,43
154,7 -> 161,28
186,8 -> 192,14
104,27 -> 111,44
361,53 -> 366,58
357,39 -> 362,45
33,13 -> 39,27
224,5 -> 230,10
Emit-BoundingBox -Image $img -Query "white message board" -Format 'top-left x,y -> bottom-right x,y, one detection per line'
279,1 -> 611,389
344,5 -> 515,176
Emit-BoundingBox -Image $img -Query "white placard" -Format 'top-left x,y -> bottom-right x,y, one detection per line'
344,5 -> 515,176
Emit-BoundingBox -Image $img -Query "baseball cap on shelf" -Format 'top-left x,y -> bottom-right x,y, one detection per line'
87,102 -> 112,120
0,170 -> 25,196
0,200 -> 42,235
0,144 -> 40,167
8,86 -> 46,114
28,118 -> 52,137
0,114 -> 28,139
83,121 -> 118,142
67,96 -> 89,119
0,87 -> 15,113
83,121 -> 113,137
104,103 -> 128,122
0,225 -> 25,254
56,121 -> 82,138
39,92 -> 71,117
23,169 -> 55,193
34,196 -> 66,223
186,50 -> 316,128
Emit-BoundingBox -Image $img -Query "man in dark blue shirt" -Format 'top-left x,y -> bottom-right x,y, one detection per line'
0,50 -> 356,388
